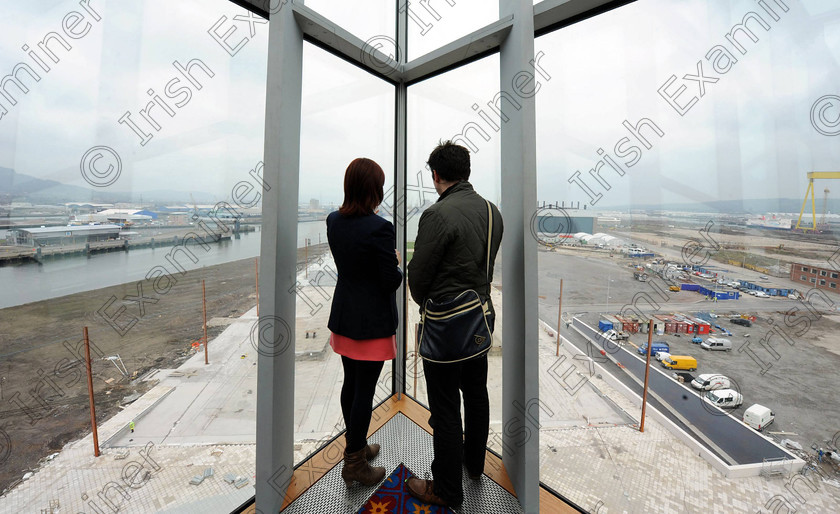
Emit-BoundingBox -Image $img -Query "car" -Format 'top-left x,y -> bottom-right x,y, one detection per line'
759,275 -> 769,280
705,389 -> 743,409
754,291 -> 770,298
691,336 -> 703,344
655,351 -> 671,362
730,318 -> 751,327
692,374 -> 731,391
701,337 -> 732,351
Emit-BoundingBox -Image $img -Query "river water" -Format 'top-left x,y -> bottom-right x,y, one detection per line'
0,222 -> 330,309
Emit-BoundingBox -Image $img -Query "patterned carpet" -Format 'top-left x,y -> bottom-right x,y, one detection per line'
356,464 -> 455,514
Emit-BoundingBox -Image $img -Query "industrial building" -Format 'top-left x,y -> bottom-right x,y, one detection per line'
71,208 -> 154,226
789,262 -> 840,292
9,224 -> 122,246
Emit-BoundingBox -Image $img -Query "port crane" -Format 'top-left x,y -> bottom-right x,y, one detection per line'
795,172 -> 840,232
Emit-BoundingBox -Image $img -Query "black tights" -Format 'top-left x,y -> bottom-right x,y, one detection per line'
340,356 -> 385,453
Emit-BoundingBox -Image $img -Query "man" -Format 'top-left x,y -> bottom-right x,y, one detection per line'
406,141 -> 503,507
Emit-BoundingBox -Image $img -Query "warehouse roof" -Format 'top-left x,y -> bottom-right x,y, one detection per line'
20,224 -> 122,235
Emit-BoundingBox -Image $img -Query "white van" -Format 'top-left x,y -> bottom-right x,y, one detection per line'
701,337 -> 732,351
705,389 -> 743,409
691,374 -> 731,391
744,404 -> 775,431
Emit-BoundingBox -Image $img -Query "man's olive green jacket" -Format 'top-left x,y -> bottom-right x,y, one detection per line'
407,180 -> 503,313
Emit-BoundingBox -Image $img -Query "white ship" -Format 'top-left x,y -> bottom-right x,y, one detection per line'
746,216 -> 792,230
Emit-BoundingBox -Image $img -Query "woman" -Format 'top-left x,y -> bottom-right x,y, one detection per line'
327,157 -> 402,487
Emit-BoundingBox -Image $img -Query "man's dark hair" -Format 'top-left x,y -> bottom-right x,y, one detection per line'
427,140 -> 470,182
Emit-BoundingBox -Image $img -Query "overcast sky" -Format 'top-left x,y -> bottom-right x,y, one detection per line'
0,0 -> 838,211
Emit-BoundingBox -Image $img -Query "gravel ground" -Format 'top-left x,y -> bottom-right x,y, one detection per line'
0,245 -> 328,494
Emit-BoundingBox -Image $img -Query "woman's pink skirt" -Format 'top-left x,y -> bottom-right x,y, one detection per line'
330,332 -> 396,361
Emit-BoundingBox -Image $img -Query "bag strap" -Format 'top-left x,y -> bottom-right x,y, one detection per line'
484,199 -> 492,298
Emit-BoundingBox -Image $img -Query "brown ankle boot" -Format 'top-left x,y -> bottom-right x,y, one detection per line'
364,443 -> 380,460
341,448 -> 385,486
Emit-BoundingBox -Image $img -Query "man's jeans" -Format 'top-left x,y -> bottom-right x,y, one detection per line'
422,354 -> 489,505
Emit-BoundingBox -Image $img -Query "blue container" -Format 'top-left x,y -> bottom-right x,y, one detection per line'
599,320 -> 614,332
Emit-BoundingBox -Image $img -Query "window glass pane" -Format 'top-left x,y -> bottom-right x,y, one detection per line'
535,0 -> 840,511
295,42 -> 395,463
0,0 -> 267,511
405,55 -> 502,428
306,0 -> 394,43
407,0 -> 499,60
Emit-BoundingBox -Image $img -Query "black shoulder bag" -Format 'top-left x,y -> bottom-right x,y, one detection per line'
418,200 -> 494,363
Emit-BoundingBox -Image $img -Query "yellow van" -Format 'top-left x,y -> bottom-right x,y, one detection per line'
661,355 -> 697,371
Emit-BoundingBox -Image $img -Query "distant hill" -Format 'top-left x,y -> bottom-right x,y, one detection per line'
0,168 -> 217,204
0,167 -> 106,202
601,197 -> 840,215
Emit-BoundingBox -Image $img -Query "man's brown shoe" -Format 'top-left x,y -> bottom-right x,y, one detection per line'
405,477 -> 451,507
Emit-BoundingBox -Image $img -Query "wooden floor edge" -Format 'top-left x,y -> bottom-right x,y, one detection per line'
276,395 -> 404,510
538,485 -> 583,514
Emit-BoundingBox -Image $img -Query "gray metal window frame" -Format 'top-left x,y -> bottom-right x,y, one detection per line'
233,1 -> 635,512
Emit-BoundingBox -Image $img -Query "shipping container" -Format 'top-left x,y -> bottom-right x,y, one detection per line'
693,319 -> 711,334
655,314 -> 676,334
616,315 -> 640,333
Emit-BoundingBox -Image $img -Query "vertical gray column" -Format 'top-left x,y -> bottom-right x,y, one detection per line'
394,0 -> 409,397
499,0 -> 539,512
255,2 -> 303,513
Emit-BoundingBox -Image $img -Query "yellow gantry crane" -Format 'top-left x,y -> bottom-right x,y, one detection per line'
795,172 -> 840,232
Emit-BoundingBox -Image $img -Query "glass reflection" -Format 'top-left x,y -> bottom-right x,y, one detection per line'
294,42 -> 395,464
535,0 -> 840,511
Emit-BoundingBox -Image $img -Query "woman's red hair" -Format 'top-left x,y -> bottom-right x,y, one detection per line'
338,158 -> 385,216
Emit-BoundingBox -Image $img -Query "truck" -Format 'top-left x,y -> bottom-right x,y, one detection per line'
672,372 -> 696,384
744,404 -> 775,431
602,329 -> 629,342
638,341 -> 669,356
661,355 -> 697,371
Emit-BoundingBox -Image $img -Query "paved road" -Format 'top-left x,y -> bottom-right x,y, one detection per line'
569,317 -> 793,465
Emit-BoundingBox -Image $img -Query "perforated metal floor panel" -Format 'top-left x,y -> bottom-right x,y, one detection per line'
282,413 -> 523,514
